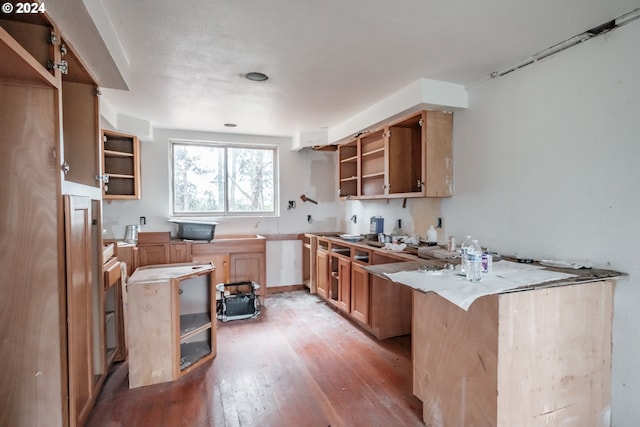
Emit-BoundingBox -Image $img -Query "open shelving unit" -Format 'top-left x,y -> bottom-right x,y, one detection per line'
101,129 -> 141,200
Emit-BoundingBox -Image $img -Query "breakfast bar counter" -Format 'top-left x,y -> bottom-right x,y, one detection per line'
366,259 -> 622,426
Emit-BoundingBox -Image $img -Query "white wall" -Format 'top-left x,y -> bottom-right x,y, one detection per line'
102,128 -> 338,286
441,22 -> 640,424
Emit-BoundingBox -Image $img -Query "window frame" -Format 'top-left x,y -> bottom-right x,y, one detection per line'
169,139 -> 280,218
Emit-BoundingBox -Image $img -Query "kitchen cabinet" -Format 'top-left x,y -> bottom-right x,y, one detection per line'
230,252 -> 265,288
126,263 -> 216,388
337,109 -> 453,200
329,251 -> 351,313
338,139 -> 359,198
1,13 -> 109,427
102,255 -> 126,365
63,196 -> 95,427
137,244 -> 170,267
192,253 -> 230,284
170,242 -> 191,264
413,279 -> 615,426
359,129 -> 387,197
350,254 -> 371,324
101,129 -> 141,200
189,235 -> 267,295
315,239 -> 330,300
135,231 -> 171,267
301,234 -> 316,293
310,236 -> 410,339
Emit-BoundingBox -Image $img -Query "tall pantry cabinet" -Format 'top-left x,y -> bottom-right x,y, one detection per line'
1,12 -> 108,427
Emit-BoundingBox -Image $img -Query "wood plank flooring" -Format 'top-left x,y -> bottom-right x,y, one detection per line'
86,290 -> 424,427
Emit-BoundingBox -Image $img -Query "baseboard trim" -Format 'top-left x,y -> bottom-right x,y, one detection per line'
267,284 -> 307,294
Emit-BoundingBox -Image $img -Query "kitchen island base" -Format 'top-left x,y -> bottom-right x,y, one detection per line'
413,279 -> 614,426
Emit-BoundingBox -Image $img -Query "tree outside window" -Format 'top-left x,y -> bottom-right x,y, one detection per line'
171,140 -> 277,216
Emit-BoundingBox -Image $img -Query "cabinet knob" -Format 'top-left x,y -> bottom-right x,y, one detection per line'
61,162 -> 70,174
178,288 -> 183,295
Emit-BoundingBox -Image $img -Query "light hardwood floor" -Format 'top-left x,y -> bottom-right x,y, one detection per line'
87,290 -> 423,427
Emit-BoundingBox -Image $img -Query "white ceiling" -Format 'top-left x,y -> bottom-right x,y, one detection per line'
74,0 -> 640,138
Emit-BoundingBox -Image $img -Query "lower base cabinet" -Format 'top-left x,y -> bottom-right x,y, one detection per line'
350,262 -> 370,324
126,263 -> 216,388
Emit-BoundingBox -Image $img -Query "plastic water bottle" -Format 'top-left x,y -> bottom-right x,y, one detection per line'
459,235 -> 473,275
466,239 -> 482,282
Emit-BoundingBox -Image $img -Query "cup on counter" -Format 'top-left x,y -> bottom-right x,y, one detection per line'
447,236 -> 456,252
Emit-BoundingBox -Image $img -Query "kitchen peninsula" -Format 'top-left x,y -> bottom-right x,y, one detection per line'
306,234 -> 622,426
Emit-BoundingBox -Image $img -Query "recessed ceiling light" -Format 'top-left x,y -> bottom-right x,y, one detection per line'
245,72 -> 269,82
224,123 -> 237,128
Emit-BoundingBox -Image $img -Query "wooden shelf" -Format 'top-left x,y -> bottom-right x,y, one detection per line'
340,155 -> 358,163
180,312 -> 212,341
180,340 -> 212,371
102,129 -> 141,199
104,150 -> 134,158
362,147 -> 385,157
362,172 -> 385,179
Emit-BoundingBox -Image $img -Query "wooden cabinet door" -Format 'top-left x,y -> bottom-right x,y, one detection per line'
64,195 -> 94,427
137,244 -> 170,267
316,250 -> 330,300
351,262 -> 370,324
336,257 -> 351,312
170,243 -> 190,264
192,253 -> 230,285
230,252 -> 265,295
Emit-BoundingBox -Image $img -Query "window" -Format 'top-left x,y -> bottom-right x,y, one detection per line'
171,140 -> 278,216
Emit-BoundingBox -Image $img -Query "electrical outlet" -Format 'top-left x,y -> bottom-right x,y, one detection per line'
140,216 -> 146,225
436,217 -> 443,228
288,201 -> 296,210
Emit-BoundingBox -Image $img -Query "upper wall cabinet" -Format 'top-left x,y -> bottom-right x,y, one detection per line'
0,15 -> 58,86
101,129 -> 141,200
337,110 -> 453,200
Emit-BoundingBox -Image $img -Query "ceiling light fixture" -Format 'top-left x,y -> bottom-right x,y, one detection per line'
245,72 -> 269,82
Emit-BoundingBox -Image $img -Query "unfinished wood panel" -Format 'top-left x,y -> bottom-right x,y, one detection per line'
496,280 -> 614,426
413,292 -> 499,427
424,110 -> 453,197
369,274 -> 412,339
126,278 -> 175,388
413,280 -> 615,427
0,82 -> 65,427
